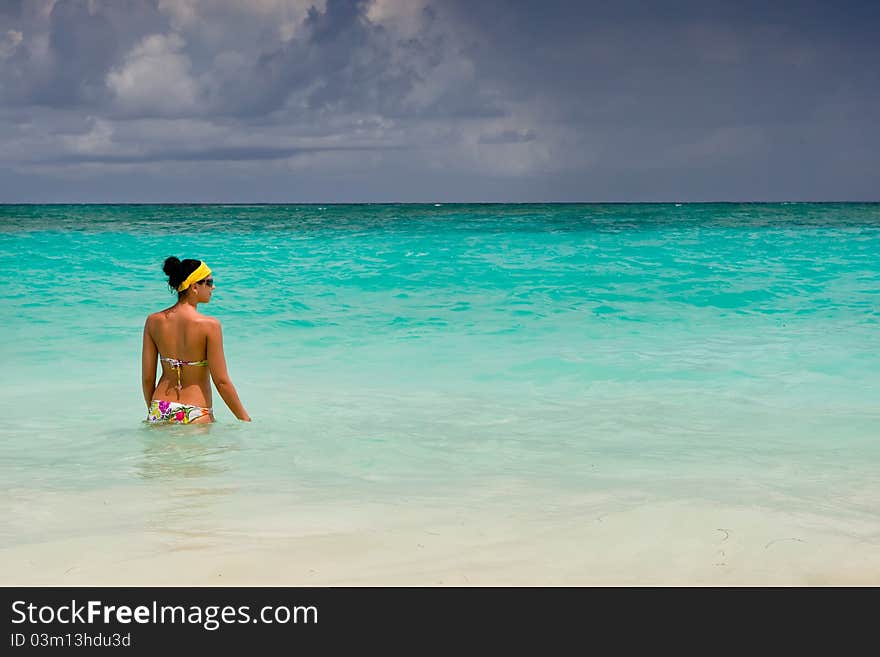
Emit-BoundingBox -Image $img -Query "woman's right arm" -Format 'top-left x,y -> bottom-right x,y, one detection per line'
141,317 -> 158,408
206,318 -> 251,421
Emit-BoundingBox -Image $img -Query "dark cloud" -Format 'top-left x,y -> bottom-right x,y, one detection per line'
0,0 -> 25,19
229,0 -> 407,117
439,0 -> 880,126
0,0 -> 166,107
43,0 -> 119,105
306,0 -> 371,42
479,129 -> 535,145
44,142 -> 402,165
0,0 -> 877,200
214,0 -> 499,121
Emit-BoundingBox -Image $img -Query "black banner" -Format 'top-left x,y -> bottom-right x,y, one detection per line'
0,586 -> 869,652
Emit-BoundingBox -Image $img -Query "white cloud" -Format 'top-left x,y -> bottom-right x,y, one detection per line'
106,33 -> 199,116
157,0 -> 200,29
157,0 -> 319,41
62,117 -> 115,155
34,0 -> 58,20
367,0 -> 429,37
0,30 -> 23,59
224,0 -> 318,14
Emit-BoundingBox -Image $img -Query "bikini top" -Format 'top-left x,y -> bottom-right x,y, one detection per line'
160,356 -> 208,390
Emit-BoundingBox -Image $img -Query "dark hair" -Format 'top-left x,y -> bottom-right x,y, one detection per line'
163,256 -> 202,294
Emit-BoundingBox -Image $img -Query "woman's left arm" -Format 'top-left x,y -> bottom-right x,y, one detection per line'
141,317 -> 158,408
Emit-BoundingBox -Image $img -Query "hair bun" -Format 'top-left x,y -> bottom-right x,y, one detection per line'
163,256 -> 182,277
163,257 -> 203,293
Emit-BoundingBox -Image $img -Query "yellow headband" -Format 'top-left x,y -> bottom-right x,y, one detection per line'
177,262 -> 212,291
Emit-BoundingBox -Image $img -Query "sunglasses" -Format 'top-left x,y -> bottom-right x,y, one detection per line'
198,278 -> 215,287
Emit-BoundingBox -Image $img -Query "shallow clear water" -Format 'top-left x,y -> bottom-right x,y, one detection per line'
1,203 -> 879,567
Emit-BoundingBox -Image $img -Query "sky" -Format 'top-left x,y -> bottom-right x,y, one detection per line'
0,0 -> 878,202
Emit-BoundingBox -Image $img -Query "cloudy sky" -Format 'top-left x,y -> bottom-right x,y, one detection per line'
1,0 -> 877,202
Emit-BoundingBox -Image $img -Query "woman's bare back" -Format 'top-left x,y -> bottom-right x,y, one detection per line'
147,306 -> 213,407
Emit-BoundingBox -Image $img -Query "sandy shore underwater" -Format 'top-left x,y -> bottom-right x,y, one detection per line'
2,486 -> 878,586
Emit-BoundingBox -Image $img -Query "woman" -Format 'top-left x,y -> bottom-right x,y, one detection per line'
142,257 -> 251,424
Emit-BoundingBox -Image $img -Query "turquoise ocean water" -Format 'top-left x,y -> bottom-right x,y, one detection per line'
1,203 -> 878,581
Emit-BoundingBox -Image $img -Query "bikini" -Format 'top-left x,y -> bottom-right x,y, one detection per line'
160,356 -> 208,390
146,356 -> 212,424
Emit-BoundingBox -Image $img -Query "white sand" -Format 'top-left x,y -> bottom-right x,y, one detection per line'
1,486 -> 878,585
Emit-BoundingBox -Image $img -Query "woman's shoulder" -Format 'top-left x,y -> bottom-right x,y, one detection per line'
194,311 -> 220,324
144,310 -> 164,326
196,314 -> 222,331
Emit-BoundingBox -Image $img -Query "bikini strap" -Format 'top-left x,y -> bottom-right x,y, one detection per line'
161,357 -> 184,390
161,357 -> 208,390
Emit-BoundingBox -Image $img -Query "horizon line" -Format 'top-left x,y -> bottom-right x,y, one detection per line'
2,200 -> 879,206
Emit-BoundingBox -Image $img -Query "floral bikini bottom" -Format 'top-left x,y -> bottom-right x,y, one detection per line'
147,400 -> 213,425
